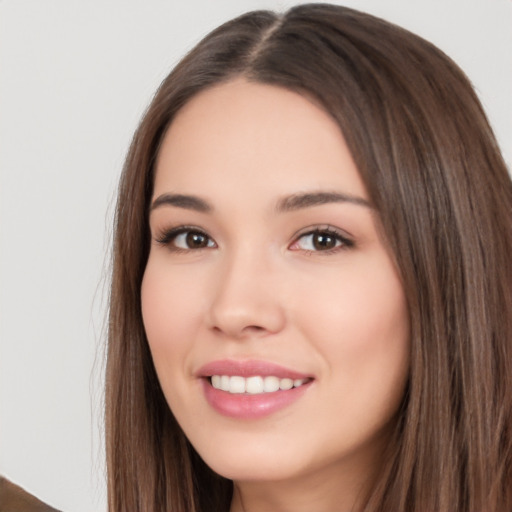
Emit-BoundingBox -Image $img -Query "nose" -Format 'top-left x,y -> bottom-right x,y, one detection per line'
206,249 -> 286,340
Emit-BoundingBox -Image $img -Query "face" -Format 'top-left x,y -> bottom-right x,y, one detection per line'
141,79 -> 409,493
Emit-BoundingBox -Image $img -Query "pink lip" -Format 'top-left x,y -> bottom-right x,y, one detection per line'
197,359 -> 313,419
196,359 -> 311,379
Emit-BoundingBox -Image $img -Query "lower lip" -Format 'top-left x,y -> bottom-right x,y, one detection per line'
202,379 -> 312,419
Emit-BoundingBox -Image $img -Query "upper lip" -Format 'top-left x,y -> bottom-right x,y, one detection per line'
196,359 -> 312,380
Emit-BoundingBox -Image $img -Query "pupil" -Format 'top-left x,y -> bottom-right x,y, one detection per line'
186,232 -> 207,248
313,233 -> 335,250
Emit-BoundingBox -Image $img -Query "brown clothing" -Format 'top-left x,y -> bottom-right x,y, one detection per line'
0,477 -> 61,512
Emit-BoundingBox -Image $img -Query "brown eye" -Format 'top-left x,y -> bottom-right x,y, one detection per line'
185,231 -> 210,248
291,228 -> 353,253
311,232 -> 338,250
157,228 -> 216,250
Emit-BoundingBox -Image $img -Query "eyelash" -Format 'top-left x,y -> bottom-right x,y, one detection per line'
155,226 -> 215,253
290,226 -> 354,254
154,225 -> 354,254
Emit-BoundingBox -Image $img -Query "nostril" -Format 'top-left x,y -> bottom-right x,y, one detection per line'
239,325 -> 269,337
211,323 -> 268,339
246,325 -> 265,331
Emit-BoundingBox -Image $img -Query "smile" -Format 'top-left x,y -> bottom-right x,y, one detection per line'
210,375 -> 310,394
198,360 -> 314,419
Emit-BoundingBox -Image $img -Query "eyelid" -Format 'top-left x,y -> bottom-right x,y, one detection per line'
154,225 -> 216,250
289,225 -> 354,253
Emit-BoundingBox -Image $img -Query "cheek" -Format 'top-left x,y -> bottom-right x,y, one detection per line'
292,253 -> 410,393
140,260 -> 202,371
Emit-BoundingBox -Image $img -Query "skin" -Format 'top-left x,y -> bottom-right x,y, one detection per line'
141,79 -> 410,512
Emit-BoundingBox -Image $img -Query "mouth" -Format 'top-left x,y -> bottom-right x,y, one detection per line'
197,359 -> 314,419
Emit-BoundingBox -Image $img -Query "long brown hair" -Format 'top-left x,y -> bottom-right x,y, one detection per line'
106,4 -> 512,511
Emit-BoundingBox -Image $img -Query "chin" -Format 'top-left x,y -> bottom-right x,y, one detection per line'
193,436 -> 308,482
206,457 -> 300,482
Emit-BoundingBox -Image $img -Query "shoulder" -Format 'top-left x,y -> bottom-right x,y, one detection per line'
0,477 -> 61,512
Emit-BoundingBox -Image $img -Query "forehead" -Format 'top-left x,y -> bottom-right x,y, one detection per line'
153,78 -> 367,202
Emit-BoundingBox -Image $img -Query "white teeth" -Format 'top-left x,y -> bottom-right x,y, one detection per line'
211,375 -> 221,389
263,376 -> 280,392
220,375 -> 230,391
246,376 -> 264,394
279,378 -> 293,390
229,376 -> 245,394
210,375 -> 309,394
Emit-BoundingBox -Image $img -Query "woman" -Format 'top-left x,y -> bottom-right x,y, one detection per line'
106,4 -> 512,511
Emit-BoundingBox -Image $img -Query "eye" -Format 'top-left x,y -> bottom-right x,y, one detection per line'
290,227 -> 353,253
174,230 -> 214,249
156,227 -> 216,251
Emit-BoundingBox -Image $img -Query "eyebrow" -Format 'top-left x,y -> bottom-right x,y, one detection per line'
276,191 -> 371,212
150,193 -> 212,213
150,190 -> 371,214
